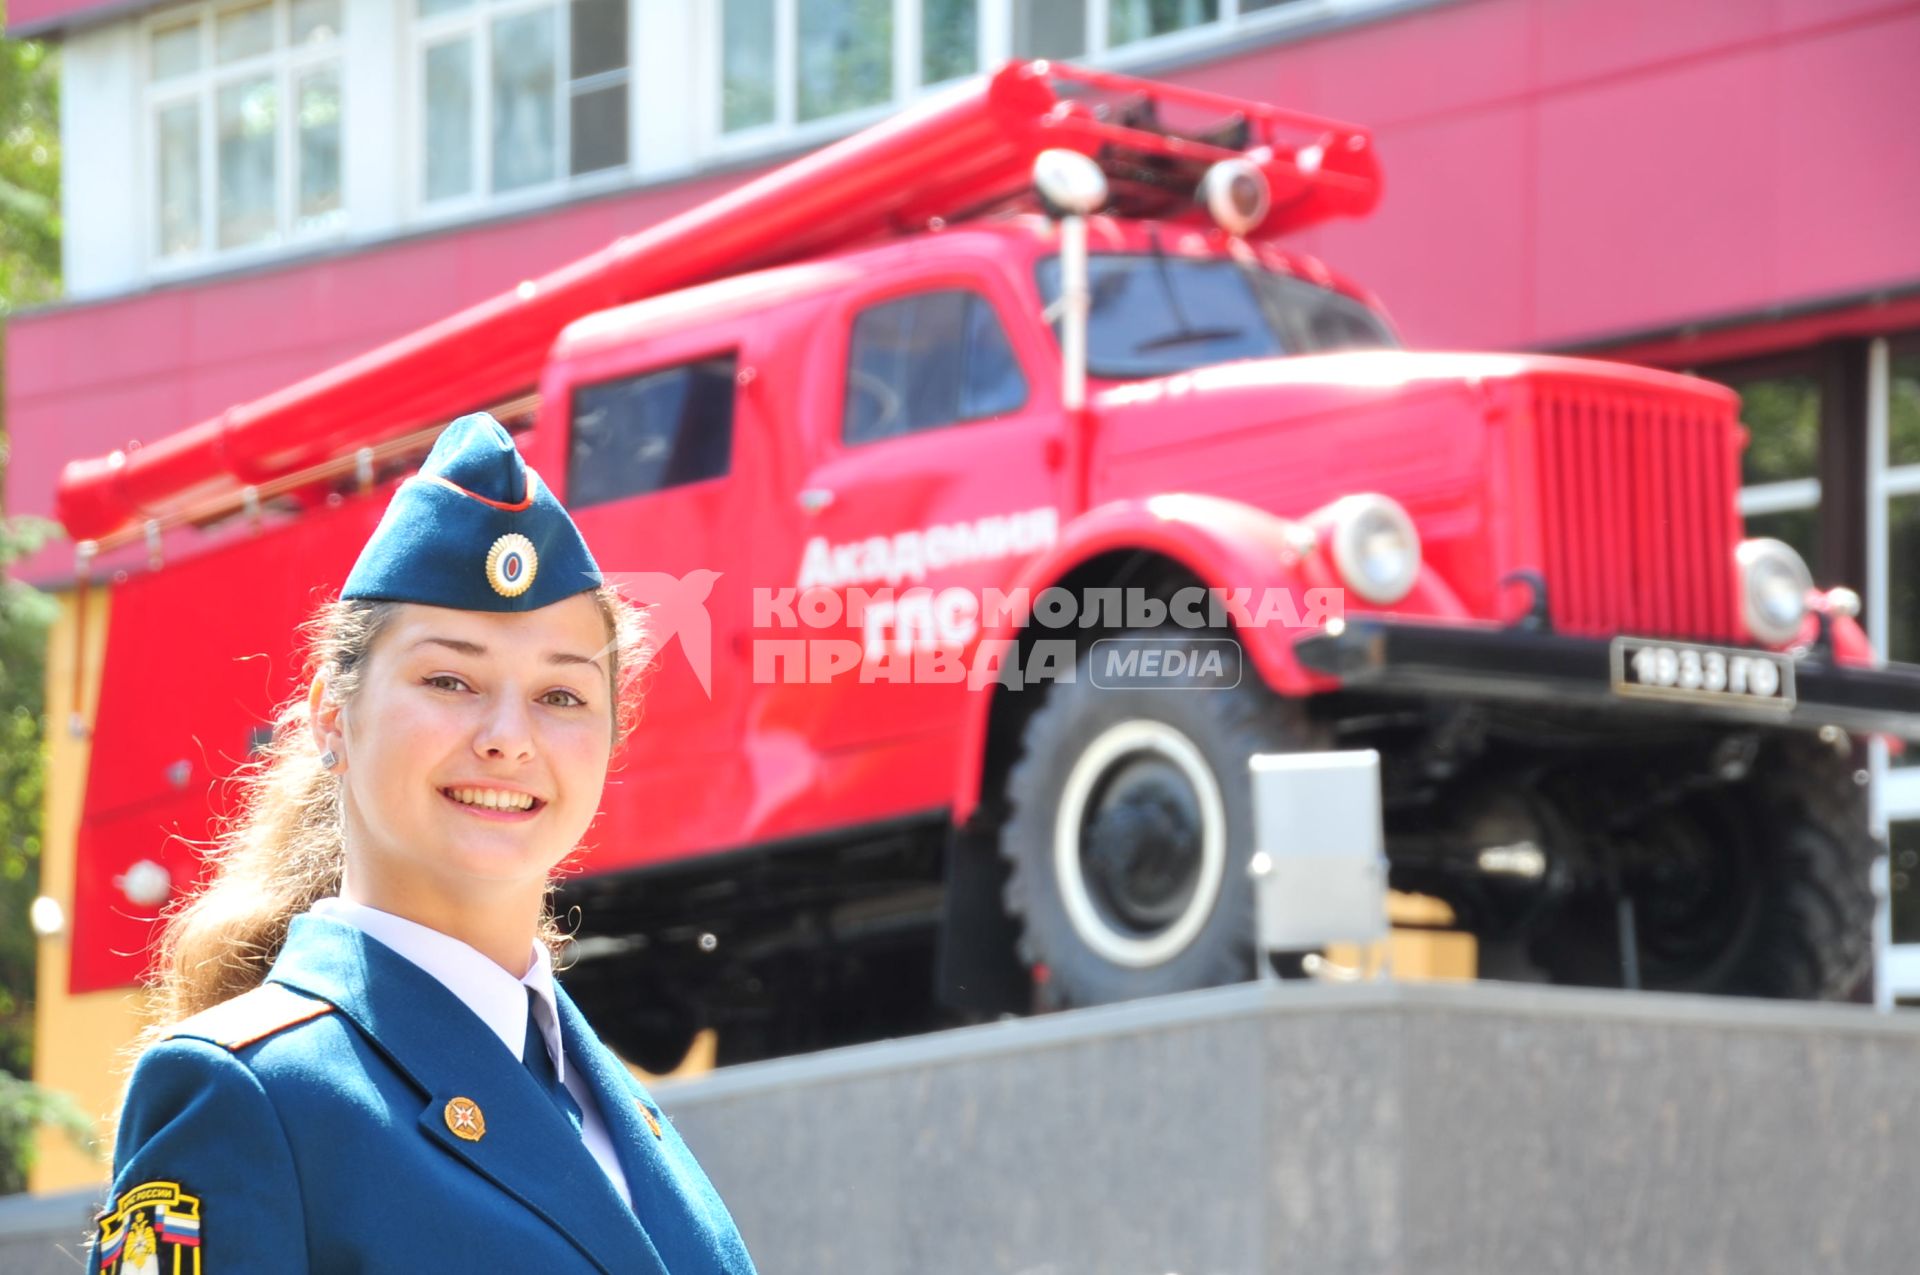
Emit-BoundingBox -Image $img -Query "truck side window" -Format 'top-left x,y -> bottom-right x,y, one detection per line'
844,290 -> 1028,445
567,355 -> 736,507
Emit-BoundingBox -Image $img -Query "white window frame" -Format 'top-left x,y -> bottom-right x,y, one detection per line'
701,0 -> 1433,162
141,0 -> 347,273
405,0 -> 635,223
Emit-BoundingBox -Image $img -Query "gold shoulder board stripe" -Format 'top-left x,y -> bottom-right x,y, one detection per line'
164,982 -> 335,1051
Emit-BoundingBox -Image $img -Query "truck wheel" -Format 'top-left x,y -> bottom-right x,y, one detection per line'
996,630 -> 1323,1007
1540,740 -> 1874,999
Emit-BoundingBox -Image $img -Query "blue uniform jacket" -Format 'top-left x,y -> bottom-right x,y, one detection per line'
91,913 -> 757,1274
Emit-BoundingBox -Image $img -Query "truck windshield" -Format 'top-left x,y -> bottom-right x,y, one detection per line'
1036,253 -> 1398,380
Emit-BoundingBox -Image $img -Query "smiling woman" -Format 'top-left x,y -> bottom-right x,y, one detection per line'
91,415 -> 756,1275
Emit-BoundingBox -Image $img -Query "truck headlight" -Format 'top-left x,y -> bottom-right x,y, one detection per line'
1328,494 -> 1421,605
1736,538 -> 1812,645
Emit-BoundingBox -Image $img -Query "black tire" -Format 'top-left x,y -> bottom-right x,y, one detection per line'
996,628 -> 1325,1008
1538,738 -> 1874,999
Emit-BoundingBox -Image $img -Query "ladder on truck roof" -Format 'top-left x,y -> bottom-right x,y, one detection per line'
56,59 -> 1381,552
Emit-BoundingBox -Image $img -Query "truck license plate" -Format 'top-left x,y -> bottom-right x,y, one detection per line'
1609,638 -> 1795,709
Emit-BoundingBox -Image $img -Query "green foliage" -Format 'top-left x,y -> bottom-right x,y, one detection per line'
1889,349 -> 1920,468
0,513 -> 55,1064
1737,374 -> 1821,488
0,1070 -> 90,1196
0,14 -> 69,1192
0,25 -> 59,317
0,517 -> 60,1189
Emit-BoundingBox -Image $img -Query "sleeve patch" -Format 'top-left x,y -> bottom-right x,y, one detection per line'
96,1180 -> 202,1274
163,981 -> 334,1051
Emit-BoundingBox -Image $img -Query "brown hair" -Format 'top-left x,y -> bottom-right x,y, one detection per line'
142,586 -> 650,1031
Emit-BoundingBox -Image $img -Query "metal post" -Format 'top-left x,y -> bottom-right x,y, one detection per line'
1060,212 -> 1089,414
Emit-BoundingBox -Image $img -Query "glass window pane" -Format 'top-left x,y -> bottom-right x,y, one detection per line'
156,100 -> 202,257
798,0 -> 892,123
1889,346 -> 1920,468
845,291 -> 1018,444
568,358 -> 737,507
1036,255 -> 1280,379
1240,0 -> 1306,11
217,76 -> 278,249
418,0 -> 472,16
491,8 -> 559,193
571,0 -> 628,81
922,0 -> 976,85
1109,0 -> 1221,46
1250,272 -> 1399,354
1011,0 -> 1084,59
723,0 -> 775,131
291,0 -> 342,44
424,39 -> 474,201
1729,373 -> 1821,486
215,1 -> 275,63
1888,493 -> 1920,666
297,67 -> 343,226
152,19 -> 202,79
1893,821 -> 1920,943
570,83 -> 628,175
960,295 -> 1026,419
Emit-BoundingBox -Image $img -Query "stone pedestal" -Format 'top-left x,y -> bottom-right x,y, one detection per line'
664,982 -> 1920,1274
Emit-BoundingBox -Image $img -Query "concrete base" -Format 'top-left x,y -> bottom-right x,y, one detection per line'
0,1188 -> 98,1275
661,982 -> 1920,1275
13,983 -> 1918,1272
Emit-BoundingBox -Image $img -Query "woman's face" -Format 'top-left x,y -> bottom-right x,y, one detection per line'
323,595 -> 615,900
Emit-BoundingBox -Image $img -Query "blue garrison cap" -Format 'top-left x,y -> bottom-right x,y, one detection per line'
341,413 -> 601,611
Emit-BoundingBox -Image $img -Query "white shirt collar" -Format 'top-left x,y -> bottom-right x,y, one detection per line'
309,896 -> 566,1083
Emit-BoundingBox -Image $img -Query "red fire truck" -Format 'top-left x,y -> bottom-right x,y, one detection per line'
49,61 -> 1920,1069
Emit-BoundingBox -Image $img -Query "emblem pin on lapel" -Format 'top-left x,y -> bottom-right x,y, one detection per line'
638,1100 -> 663,1139
445,1096 -> 486,1142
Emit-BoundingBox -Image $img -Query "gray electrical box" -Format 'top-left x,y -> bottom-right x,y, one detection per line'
1248,749 -> 1389,953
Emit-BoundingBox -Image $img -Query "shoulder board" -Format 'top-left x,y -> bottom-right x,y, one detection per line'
164,982 -> 335,1052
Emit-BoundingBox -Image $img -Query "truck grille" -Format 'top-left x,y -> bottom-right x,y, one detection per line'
1532,383 -> 1741,642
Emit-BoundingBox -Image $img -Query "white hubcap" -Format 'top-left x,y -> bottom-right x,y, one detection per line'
1053,719 -> 1227,968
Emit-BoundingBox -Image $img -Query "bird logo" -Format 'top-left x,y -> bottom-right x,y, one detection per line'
599,570 -> 722,699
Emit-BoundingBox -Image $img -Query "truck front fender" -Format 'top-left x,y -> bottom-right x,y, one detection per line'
950,493 -> 1468,825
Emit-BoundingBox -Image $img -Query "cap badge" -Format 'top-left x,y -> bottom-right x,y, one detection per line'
486,533 -> 538,598
444,1096 -> 487,1141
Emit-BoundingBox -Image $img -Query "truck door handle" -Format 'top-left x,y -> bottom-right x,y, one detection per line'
797,488 -> 835,514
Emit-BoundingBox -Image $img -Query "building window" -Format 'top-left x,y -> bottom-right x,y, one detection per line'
145,0 -> 345,263
1892,819 -> 1920,948
844,290 -> 1027,445
1108,0 -> 1219,47
567,356 -> 736,508
719,0 -> 1391,144
719,0 -> 979,136
1725,364 -> 1823,572
1010,0 -> 1313,61
414,0 -> 631,209
1881,336 -> 1920,667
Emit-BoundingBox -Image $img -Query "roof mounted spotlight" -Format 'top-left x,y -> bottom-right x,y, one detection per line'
1034,150 -> 1106,422
1199,158 -> 1271,237
1032,149 -> 1108,219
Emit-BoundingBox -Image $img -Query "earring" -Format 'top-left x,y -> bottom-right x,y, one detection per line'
320,749 -> 339,771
